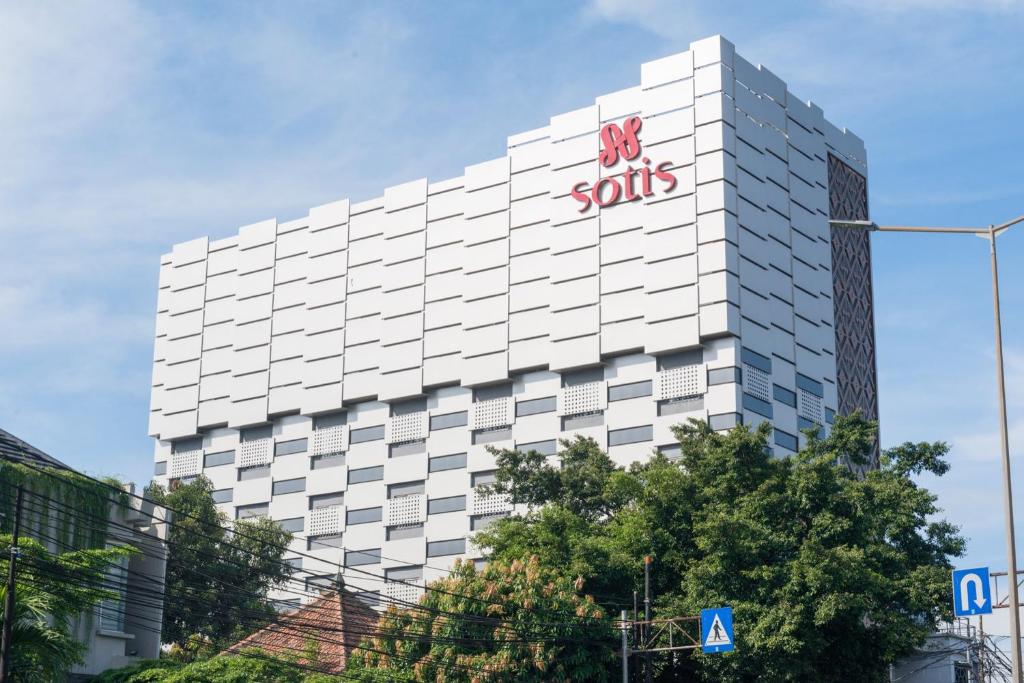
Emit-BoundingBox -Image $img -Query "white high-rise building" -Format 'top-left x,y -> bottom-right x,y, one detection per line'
148,35 -> 878,605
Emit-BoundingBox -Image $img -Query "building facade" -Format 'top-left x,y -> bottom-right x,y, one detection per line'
148,35 -> 877,603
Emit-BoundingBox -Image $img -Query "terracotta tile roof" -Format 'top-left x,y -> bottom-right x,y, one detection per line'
222,588 -> 379,673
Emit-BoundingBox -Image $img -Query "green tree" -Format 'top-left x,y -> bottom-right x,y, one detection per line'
148,476 -> 295,650
94,647 -> 347,682
348,555 -> 616,682
0,535 -> 135,682
476,415 -> 963,682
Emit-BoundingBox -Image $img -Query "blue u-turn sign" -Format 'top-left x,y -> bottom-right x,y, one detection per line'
952,566 -> 992,617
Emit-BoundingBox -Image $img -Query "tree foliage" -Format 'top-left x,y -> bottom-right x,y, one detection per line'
348,555 -> 616,682
147,476 -> 295,650
476,415 -> 964,682
93,647 -> 346,682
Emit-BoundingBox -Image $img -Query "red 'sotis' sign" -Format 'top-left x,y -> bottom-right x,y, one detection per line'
571,116 -> 677,212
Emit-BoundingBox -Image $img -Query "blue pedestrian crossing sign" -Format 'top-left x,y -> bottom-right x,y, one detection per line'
701,607 -> 734,653
952,566 -> 992,617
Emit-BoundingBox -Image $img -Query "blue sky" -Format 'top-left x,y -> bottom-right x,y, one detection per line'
2,0 -> 1023,614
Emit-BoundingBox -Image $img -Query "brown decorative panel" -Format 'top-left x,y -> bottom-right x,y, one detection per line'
828,154 -> 879,463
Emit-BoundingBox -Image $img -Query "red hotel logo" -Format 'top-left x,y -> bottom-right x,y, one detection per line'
571,116 -> 677,212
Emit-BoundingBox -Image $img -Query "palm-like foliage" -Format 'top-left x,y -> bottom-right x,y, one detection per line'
0,583 -> 85,682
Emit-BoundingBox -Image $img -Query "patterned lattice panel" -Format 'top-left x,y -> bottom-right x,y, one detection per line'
385,412 -> 428,445
384,494 -> 427,526
557,381 -> 607,417
308,505 -> 344,537
654,365 -> 706,401
169,450 -> 202,479
383,579 -> 423,606
798,389 -> 823,425
238,438 -> 272,468
311,425 -> 348,456
469,490 -> 512,516
742,364 -> 771,403
469,397 -> 514,430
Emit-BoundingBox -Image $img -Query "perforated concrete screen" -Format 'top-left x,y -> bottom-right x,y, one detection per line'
149,35 -> 872,600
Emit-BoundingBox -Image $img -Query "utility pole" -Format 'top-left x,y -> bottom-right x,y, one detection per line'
621,610 -> 629,683
644,555 -> 652,683
0,485 -> 24,683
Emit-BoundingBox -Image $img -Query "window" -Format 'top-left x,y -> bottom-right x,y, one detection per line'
742,393 -> 773,419
386,565 -> 422,581
658,443 -> 682,460
273,599 -> 301,612
473,383 -> 513,402
741,347 -> 772,373
774,429 -> 798,452
429,453 -> 467,472
172,436 -> 203,453
427,538 -> 466,558
608,425 -> 653,447
346,548 -> 382,567
349,425 -> 385,444
154,461 -> 167,475
240,425 -> 273,442
472,427 -> 512,445
347,507 -> 382,525
204,450 -> 235,468
305,574 -> 335,591
773,384 -> 797,408
98,556 -> 128,632
389,440 -> 426,458
211,488 -> 233,504
272,477 -> 306,495
796,373 -> 824,397
825,407 -> 835,424
391,398 -> 427,416
307,533 -> 344,551
284,557 -> 303,569
430,411 -> 468,431
954,662 -> 970,683
428,495 -> 466,515
236,503 -> 269,519
798,416 -> 820,431
388,481 -> 425,498
274,439 -> 308,456
278,517 -> 305,533
709,413 -> 742,430
608,380 -> 652,402
348,466 -> 384,484
238,465 -> 270,481
516,396 -> 556,417
471,471 -> 497,488
387,523 -> 424,540
516,440 -> 557,456
313,412 -> 347,430
311,452 -> 345,469
309,492 -> 344,509
658,396 -> 703,416
657,349 -> 701,370
708,367 -> 741,385
561,413 -> 603,430
471,512 -> 508,531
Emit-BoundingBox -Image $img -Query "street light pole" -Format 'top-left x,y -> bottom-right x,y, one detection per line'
831,214 -> 1023,682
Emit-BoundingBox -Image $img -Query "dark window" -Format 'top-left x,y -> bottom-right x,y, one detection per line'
345,549 -> 382,567
743,393 -> 774,418
154,461 -> 167,475
348,465 -> 384,484
798,416 -> 820,432
311,452 -> 345,469
309,492 -> 344,509
516,440 -> 557,456
307,533 -> 344,551
204,450 -> 235,468
274,598 -> 301,612
430,411 -> 468,430
658,396 -> 703,416
353,591 -> 383,607
386,565 -> 423,581
284,557 -> 303,569
428,495 -> 466,515
240,425 -> 273,442
172,436 -> 203,453
305,574 -> 335,591
470,513 -> 509,531
471,471 -> 497,488
235,503 -> 268,519
349,425 -> 385,444
774,429 -> 798,452
388,481 -> 425,498
347,507 -> 382,525
796,373 -> 824,398
561,366 -> 604,387
561,413 -> 603,430
516,396 -> 556,417
211,488 -> 233,504
429,453 -> 467,472
389,440 -> 426,458
825,407 -> 836,424
741,347 -> 772,373
472,427 -> 512,445
278,517 -> 305,533
708,413 -> 742,430
274,438 -> 307,456
427,538 -> 466,558
708,367 -> 741,385
473,383 -> 513,402
390,398 -> 427,416
386,523 -> 424,540
608,380 -> 653,402
272,477 -> 306,495
773,384 -> 797,408
656,349 -> 702,370
313,412 -> 347,430
658,443 -> 682,459
237,465 -> 270,481
608,425 -> 654,447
